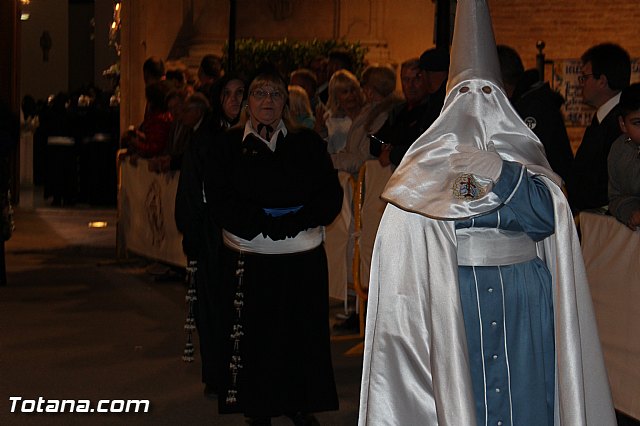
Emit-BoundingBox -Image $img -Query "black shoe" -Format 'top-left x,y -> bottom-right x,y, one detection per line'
332,312 -> 359,334
245,417 -> 272,426
287,412 -> 320,426
203,383 -> 217,399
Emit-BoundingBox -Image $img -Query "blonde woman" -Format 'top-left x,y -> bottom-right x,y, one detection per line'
316,69 -> 365,153
287,84 -> 315,129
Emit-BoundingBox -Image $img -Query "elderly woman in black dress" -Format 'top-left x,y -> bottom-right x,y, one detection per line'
204,70 -> 342,426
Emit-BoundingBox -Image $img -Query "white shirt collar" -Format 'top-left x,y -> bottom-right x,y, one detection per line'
242,119 -> 288,152
317,81 -> 328,94
193,116 -> 204,131
596,92 -> 621,124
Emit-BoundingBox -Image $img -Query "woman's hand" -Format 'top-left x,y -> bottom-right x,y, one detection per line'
314,103 -> 327,133
627,209 -> 640,230
378,145 -> 392,167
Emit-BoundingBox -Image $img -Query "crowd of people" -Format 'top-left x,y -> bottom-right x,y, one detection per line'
119,49 -> 460,425
21,86 -> 120,207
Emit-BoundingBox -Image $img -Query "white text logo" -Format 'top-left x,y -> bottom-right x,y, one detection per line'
9,396 -> 150,413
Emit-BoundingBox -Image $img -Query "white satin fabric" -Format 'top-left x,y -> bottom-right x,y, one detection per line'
222,227 -> 323,254
455,228 -> 536,266
358,176 -> 616,426
445,0 -> 503,93
358,160 -> 394,291
383,79 -> 560,220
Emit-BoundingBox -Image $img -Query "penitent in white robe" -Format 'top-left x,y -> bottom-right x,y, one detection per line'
358,173 -> 616,426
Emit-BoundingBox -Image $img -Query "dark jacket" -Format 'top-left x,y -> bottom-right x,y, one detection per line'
174,113 -> 224,387
175,113 -> 219,259
512,80 -> 574,185
568,106 -> 622,212
205,125 -> 343,242
370,80 -> 447,166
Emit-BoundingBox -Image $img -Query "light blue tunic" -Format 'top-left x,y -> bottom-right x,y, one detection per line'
456,161 -> 555,426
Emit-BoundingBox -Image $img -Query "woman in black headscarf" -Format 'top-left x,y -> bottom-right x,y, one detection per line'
174,74 -> 247,398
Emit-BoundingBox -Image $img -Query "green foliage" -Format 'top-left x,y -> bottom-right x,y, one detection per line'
222,38 -> 368,80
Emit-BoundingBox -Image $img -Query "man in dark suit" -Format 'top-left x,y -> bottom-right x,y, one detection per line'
568,43 -> 630,213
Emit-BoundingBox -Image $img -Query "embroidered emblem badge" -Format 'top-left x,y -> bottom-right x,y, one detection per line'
452,173 -> 486,200
524,116 -> 537,130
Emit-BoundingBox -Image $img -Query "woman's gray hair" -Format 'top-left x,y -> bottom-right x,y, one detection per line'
362,64 -> 397,98
184,92 -> 211,112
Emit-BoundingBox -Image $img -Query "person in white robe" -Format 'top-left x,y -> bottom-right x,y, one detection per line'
358,1 -> 616,425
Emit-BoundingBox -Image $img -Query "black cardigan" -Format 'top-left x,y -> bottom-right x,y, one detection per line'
204,125 -> 343,242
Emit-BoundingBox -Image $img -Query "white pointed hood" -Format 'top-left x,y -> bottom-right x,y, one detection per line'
446,0 -> 503,91
382,0 -> 559,220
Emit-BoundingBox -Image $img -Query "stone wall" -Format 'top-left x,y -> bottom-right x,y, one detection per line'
120,0 -> 186,129
490,0 -> 640,70
20,0 -> 68,102
191,0 -> 435,65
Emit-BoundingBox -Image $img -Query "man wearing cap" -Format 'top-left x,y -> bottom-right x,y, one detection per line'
369,48 -> 449,167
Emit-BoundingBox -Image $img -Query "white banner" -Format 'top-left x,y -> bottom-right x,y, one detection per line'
117,156 -> 186,267
325,171 -> 354,301
580,212 -> 640,419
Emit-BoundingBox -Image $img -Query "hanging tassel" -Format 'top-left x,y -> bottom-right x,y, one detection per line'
182,333 -> 195,362
225,253 -> 246,406
182,260 -> 198,363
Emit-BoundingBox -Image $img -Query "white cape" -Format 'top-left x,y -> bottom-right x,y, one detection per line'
358,176 -> 616,426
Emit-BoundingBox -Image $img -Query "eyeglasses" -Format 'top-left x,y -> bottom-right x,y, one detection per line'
223,88 -> 245,98
250,89 -> 284,101
578,73 -> 594,84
